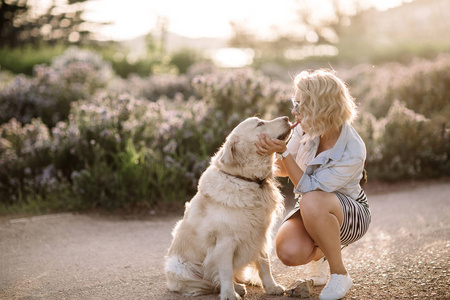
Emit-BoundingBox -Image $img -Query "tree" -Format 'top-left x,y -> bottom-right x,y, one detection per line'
228,21 -> 257,49
293,0 -> 364,45
227,0 -> 367,62
0,0 -> 97,47
145,16 -> 169,56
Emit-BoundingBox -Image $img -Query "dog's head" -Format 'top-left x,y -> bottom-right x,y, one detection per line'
215,116 -> 292,169
231,116 -> 292,142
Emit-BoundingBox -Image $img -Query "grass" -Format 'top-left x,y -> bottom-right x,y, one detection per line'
0,44 -> 67,75
0,193 -> 73,217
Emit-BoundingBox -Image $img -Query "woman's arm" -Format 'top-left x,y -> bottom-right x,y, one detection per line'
278,154 -> 303,186
275,158 -> 288,177
255,133 -> 304,186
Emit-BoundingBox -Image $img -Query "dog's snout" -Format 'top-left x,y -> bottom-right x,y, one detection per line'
282,116 -> 289,122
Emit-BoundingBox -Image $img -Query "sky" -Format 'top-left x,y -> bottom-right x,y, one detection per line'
31,0 -> 409,41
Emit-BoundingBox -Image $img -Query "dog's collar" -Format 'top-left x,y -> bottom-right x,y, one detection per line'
220,170 -> 267,187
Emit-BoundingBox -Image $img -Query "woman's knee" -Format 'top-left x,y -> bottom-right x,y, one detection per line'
276,240 -> 315,266
299,191 -> 324,218
275,219 -> 315,266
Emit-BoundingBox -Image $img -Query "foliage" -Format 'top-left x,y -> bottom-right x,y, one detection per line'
169,47 -> 204,74
0,44 -> 67,75
0,118 -> 57,205
0,43 -> 201,79
354,102 -> 449,181
100,51 -> 174,78
0,0 -> 96,47
0,48 -> 449,213
343,53 -> 450,119
375,101 -> 449,180
349,53 -> 450,181
0,47 -> 113,127
192,68 -> 292,120
109,73 -> 194,101
0,69 -> 15,90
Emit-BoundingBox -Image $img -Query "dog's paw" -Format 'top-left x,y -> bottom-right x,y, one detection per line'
234,283 -> 247,297
265,283 -> 285,295
220,289 -> 242,300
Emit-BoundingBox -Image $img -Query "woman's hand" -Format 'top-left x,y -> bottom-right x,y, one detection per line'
255,133 -> 287,156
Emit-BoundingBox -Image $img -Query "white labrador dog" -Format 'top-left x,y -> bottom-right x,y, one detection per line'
165,116 -> 292,300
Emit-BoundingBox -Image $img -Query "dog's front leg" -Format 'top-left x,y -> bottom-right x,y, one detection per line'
210,238 -> 241,300
256,251 -> 285,295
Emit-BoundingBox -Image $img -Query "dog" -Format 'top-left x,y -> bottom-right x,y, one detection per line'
165,116 -> 292,300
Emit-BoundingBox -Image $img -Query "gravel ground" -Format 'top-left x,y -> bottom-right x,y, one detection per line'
0,180 -> 449,300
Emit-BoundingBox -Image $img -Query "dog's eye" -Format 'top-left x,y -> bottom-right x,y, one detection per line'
256,121 -> 265,127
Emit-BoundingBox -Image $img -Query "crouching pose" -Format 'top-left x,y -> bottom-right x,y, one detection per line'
256,69 -> 371,300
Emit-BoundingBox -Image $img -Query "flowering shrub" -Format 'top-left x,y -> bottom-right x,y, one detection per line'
51,47 -> 113,91
0,47 -> 113,127
192,68 -> 292,120
108,73 -> 194,101
342,53 -> 450,119
354,101 -> 449,181
353,111 -> 383,166
0,118 -> 54,203
0,90 -> 235,209
346,54 -> 450,180
0,48 -> 449,212
389,54 -> 450,119
0,70 -> 14,90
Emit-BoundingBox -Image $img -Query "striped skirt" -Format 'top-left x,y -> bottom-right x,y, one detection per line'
283,190 -> 371,246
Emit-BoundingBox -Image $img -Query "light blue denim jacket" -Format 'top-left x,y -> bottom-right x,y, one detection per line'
287,122 -> 366,200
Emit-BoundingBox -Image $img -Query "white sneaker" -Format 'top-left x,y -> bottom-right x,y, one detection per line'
319,273 -> 353,300
304,257 -> 329,286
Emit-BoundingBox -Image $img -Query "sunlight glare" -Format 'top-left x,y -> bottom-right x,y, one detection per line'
28,0 -> 412,41
210,48 -> 254,68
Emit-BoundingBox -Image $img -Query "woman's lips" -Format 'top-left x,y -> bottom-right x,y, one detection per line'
290,120 -> 299,129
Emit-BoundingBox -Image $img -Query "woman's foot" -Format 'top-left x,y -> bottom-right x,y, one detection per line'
319,273 -> 353,300
304,257 -> 329,286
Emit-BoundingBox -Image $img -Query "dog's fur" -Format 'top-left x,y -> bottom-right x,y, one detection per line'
165,116 -> 291,300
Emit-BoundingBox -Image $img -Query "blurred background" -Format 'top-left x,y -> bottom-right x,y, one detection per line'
0,0 -> 449,214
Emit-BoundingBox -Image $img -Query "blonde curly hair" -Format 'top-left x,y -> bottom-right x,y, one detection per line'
294,69 -> 357,138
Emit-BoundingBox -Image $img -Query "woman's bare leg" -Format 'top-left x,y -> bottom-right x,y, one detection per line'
275,211 -> 318,266
300,191 -> 346,275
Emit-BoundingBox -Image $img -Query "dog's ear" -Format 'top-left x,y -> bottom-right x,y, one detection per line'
219,134 -> 242,166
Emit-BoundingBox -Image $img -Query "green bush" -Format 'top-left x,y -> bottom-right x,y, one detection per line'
108,74 -> 194,101
192,68 -> 292,120
347,54 -> 450,181
0,70 -> 15,90
353,111 -> 382,166
64,94 -> 235,209
391,54 -> 450,119
355,101 -> 450,181
0,118 -> 54,203
1,48 -> 449,213
0,47 -> 113,127
170,47 -> 204,74
0,44 -> 67,75
343,53 -> 450,119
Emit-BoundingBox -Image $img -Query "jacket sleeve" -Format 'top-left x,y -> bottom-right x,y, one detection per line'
295,156 -> 364,194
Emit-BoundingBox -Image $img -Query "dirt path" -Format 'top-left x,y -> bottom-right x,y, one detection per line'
0,181 -> 449,299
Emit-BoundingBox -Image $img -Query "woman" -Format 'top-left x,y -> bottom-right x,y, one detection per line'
255,69 -> 371,300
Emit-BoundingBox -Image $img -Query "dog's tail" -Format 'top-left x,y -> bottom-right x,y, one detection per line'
165,255 -> 217,296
